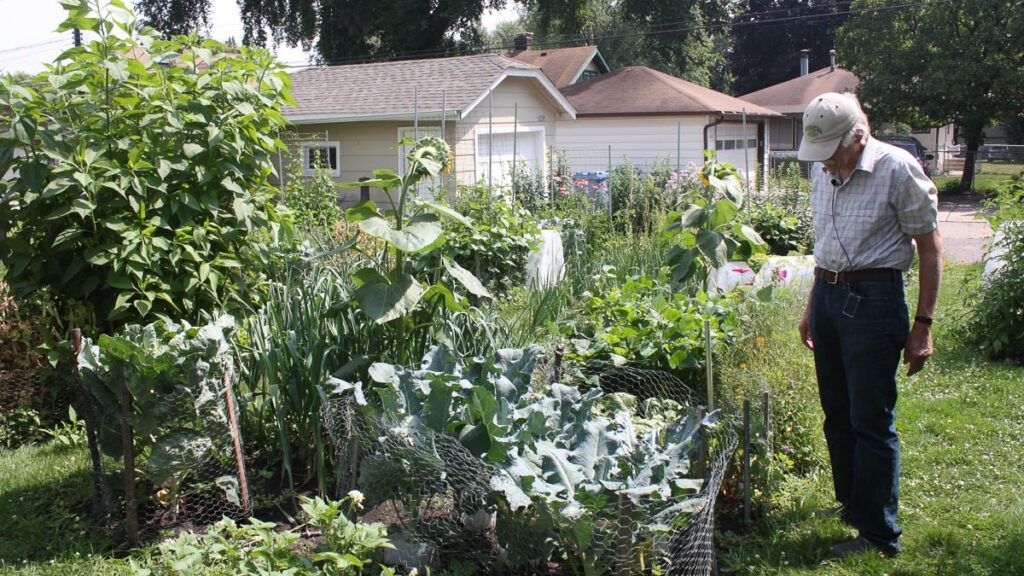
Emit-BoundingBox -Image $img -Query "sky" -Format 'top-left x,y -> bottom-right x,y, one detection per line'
0,0 -> 518,75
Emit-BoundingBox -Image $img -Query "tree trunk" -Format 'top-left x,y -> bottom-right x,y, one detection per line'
960,125 -> 986,191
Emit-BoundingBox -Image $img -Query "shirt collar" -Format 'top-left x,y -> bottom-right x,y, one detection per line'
856,137 -> 884,175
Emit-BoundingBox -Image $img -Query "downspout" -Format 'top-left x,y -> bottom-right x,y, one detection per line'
703,117 -> 726,160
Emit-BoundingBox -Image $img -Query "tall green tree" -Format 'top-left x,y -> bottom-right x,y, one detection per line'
134,0 -> 210,37
237,0 -> 512,63
730,0 -> 852,95
517,0 -> 735,90
837,0 -> 1024,189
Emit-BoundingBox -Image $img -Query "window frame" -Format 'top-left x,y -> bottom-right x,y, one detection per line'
300,141 -> 341,177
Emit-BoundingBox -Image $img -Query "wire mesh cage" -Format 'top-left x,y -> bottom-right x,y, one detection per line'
322,345 -> 737,575
75,319 -> 253,540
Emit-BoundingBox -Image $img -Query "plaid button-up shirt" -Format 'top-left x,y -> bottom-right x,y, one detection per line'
810,137 -> 939,272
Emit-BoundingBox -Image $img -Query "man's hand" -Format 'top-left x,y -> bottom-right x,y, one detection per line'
799,307 -> 814,350
903,322 -> 934,375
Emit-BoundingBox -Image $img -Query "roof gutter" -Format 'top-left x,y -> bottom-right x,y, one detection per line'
286,110 -> 461,125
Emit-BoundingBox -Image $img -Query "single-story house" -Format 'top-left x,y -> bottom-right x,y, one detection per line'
280,53 -> 576,206
555,66 -> 783,187
740,50 -> 956,174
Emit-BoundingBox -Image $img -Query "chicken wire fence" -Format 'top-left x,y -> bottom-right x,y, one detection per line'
0,369 -> 41,414
322,349 -> 737,576
73,328 -> 253,541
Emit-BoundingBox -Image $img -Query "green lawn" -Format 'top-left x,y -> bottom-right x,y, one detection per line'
717,262 -> 1024,575
933,162 -> 1023,195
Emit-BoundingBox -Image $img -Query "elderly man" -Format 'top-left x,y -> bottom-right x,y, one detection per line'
796,92 -> 943,557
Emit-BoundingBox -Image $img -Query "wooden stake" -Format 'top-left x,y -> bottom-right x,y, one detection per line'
223,373 -> 250,512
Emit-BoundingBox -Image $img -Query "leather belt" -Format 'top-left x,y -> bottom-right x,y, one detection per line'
814,267 -> 902,284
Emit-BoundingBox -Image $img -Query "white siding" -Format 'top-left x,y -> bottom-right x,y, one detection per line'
555,116 -> 770,189
276,76 -> 567,207
554,116 -> 711,174
456,76 -> 560,187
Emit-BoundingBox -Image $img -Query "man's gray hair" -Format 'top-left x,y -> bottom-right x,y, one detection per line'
840,106 -> 870,148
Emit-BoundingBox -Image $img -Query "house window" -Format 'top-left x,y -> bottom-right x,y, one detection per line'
301,141 -> 341,177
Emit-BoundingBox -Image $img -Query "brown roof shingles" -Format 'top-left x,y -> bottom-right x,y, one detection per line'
739,66 -> 860,115
562,66 -> 782,117
510,45 -> 605,89
283,54 -> 543,121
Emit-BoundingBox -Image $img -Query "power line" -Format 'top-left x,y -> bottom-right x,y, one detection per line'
0,37 -> 67,56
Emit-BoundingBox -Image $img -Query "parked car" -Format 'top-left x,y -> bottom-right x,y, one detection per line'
878,136 -> 934,175
980,144 -> 1010,162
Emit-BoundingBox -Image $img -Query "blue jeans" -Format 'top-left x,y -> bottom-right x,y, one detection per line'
810,278 -> 908,551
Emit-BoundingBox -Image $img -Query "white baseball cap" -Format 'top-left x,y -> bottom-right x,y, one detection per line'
798,92 -> 862,162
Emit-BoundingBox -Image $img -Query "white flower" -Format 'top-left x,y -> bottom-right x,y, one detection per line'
347,489 -> 365,509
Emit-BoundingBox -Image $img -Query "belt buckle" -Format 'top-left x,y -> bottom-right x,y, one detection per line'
824,269 -> 839,284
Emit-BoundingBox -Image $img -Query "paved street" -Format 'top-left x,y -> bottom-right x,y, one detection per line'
937,193 -> 994,264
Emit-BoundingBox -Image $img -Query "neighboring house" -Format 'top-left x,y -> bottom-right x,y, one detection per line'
740,50 -> 956,174
739,51 -> 860,156
555,66 -> 783,187
508,33 -> 611,90
280,53 -> 575,206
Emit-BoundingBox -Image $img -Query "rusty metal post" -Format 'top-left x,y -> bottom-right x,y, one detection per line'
359,176 -> 370,202
696,406 -> 707,479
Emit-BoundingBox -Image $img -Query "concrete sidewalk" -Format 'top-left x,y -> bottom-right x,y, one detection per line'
937,193 -> 994,265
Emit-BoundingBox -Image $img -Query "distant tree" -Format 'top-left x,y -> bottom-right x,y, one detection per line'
134,0 -> 210,37
619,0 -> 733,89
237,0 -> 519,63
730,0 -> 852,96
517,0 -> 734,90
484,17 -> 527,51
836,0 -> 1024,189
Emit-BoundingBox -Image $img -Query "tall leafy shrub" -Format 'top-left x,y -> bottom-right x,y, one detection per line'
0,0 -> 294,330
968,220 -> 1024,362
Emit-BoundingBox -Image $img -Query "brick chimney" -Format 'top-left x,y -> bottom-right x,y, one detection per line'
514,32 -> 533,52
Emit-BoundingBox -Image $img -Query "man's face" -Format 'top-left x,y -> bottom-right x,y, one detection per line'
822,136 -> 864,174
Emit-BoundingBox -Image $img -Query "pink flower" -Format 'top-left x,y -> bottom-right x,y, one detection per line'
732,267 -> 751,274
